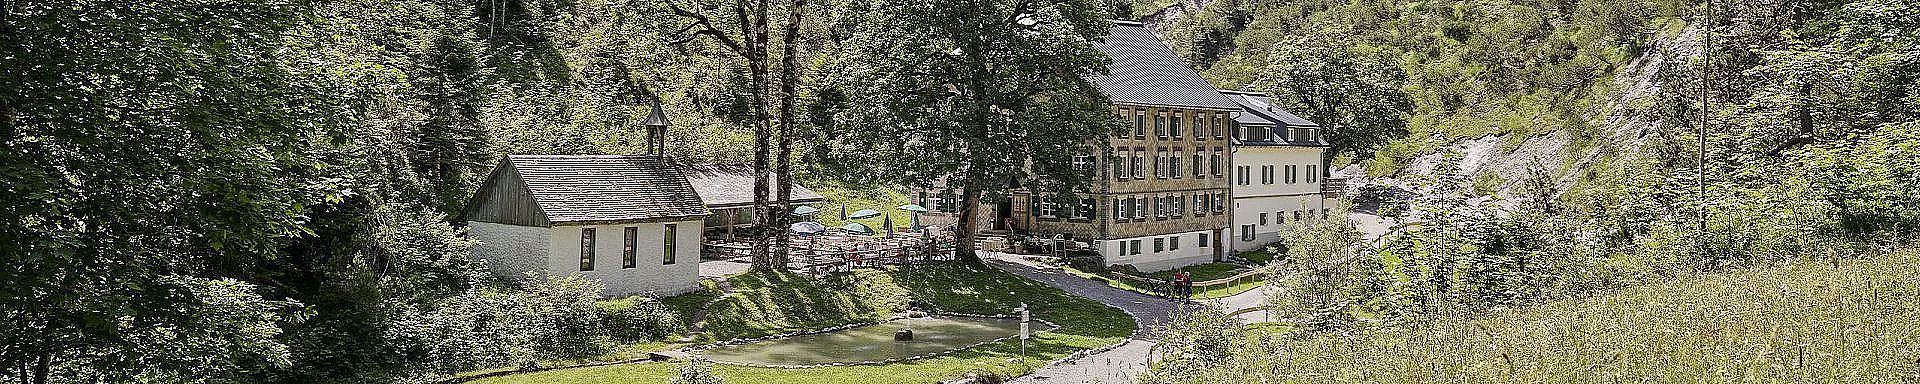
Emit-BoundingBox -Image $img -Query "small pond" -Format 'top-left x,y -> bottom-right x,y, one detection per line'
700,316 -> 1054,366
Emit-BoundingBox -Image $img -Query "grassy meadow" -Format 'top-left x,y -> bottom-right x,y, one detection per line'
1202,250 -> 1920,383
470,263 -> 1132,384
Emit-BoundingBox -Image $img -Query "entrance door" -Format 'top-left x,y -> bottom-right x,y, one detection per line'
1212,229 -> 1224,261
994,199 -> 1013,231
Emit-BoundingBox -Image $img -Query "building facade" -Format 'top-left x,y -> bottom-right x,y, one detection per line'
1221,90 -> 1329,252
916,21 -> 1240,272
463,155 -> 708,297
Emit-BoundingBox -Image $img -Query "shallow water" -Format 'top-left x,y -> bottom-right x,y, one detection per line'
700,316 -> 1053,366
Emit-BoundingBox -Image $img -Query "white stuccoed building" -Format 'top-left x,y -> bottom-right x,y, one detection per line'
461,154 -> 708,297
1221,90 -> 1330,252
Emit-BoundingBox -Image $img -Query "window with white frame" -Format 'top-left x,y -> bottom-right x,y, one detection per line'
1170,149 -> 1183,179
1169,235 -> 1180,250
1121,148 -> 1136,180
1076,199 -> 1095,220
1155,112 -> 1167,137
1170,111 -> 1183,138
1194,114 -> 1206,141
1212,148 -> 1224,176
1113,148 -> 1128,181
1134,110 -> 1146,137
1134,198 -> 1147,220
1215,113 -> 1228,138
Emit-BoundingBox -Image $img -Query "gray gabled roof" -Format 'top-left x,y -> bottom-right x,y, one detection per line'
1093,21 -> 1240,111
679,163 -> 825,208
471,155 -> 709,226
1221,90 -> 1328,147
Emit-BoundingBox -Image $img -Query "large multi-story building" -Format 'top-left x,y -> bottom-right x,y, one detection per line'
1221,90 -> 1329,251
917,20 -> 1239,272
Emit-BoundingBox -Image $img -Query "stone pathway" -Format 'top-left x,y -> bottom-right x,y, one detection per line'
984,253 -> 1176,384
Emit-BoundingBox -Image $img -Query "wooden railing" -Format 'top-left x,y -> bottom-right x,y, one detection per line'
1101,267 -> 1268,299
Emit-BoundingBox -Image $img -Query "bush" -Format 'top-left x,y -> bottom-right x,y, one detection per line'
668,356 -> 724,384
601,297 -> 685,343
386,273 -> 618,379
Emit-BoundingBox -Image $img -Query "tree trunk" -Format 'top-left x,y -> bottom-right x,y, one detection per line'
770,0 -> 805,270
952,184 -> 985,264
745,0 -> 774,270
30,352 -> 47,384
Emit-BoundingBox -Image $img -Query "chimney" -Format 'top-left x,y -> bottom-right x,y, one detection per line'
642,102 -> 670,157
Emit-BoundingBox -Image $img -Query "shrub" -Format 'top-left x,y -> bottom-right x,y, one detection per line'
601,297 -> 685,343
668,356 -> 724,384
386,273 -> 617,379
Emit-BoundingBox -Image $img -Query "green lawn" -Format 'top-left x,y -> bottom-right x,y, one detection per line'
1237,249 -> 1276,265
1144,262 -> 1246,282
1064,264 -> 1266,300
1189,251 -> 1920,382
472,263 -> 1133,384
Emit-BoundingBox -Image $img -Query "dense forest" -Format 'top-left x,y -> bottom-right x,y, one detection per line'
0,0 -> 1123,382
3,0 -> 1916,382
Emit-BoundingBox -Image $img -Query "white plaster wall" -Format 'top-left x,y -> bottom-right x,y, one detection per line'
469,221 -> 551,280
1230,195 -> 1325,251
1096,228 -> 1218,273
1230,145 -> 1328,252
1232,146 -> 1324,196
547,220 -> 703,298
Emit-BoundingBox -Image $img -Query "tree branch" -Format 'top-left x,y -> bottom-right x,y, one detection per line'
665,1 -> 744,54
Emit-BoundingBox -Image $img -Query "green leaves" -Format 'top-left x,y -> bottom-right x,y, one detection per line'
834,0 -> 1116,197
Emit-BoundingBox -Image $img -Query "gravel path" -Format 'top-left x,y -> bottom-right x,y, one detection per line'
1213,285 -> 1271,313
985,253 -> 1176,384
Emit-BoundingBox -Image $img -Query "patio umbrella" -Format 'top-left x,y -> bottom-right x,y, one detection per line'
791,205 -> 819,216
848,209 -> 883,219
840,222 -> 874,235
896,204 -> 929,212
882,215 -> 895,238
790,221 -> 827,234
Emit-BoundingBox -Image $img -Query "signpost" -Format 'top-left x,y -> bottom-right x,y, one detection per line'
1019,302 -> 1029,366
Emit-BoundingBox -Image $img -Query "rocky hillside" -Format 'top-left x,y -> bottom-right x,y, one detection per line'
1138,0 -> 1917,221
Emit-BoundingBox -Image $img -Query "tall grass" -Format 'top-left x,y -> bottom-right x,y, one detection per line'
1163,249 -> 1920,383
